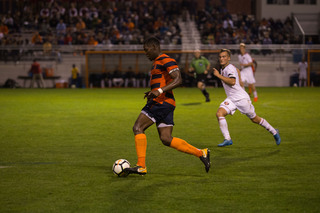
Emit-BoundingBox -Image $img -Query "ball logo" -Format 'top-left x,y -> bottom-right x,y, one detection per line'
224,101 -> 229,105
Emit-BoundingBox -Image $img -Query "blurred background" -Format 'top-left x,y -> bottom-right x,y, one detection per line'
0,0 -> 319,88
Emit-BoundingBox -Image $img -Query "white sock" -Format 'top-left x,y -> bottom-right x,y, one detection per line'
253,91 -> 258,98
218,117 -> 231,140
259,118 -> 277,135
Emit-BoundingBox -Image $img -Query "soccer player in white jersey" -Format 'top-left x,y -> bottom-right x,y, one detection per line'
238,43 -> 258,102
213,49 -> 281,147
298,58 -> 308,87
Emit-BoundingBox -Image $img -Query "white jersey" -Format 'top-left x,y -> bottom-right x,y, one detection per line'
298,62 -> 308,79
238,53 -> 253,72
238,53 -> 256,84
220,64 -> 250,102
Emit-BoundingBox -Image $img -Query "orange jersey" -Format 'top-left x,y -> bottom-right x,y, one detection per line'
150,54 -> 179,106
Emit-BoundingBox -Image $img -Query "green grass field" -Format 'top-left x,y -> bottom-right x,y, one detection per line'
0,87 -> 319,213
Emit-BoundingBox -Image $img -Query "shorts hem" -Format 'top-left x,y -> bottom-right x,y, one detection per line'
141,110 -> 156,123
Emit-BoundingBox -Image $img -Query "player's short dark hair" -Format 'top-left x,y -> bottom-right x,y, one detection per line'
220,49 -> 231,57
144,37 -> 160,47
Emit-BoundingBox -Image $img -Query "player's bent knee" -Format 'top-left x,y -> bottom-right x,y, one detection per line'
216,107 -> 228,119
216,111 -> 224,118
251,116 -> 260,124
160,135 -> 172,146
161,140 -> 171,146
133,125 -> 143,135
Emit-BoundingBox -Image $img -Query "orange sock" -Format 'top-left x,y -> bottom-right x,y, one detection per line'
135,133 -> 147,168
170,137 -> 202,157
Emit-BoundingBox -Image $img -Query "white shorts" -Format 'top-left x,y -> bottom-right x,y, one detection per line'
219,98 -> 256,119
240,69 -> 256,84
299,71 -> 307,80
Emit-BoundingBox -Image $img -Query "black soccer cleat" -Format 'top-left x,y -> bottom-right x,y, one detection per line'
205,94 -> 210,102
124,165 -> 147,175
200,148 -> 211,173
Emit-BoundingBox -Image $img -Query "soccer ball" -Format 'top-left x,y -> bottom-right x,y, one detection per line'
112,159 -> 131,177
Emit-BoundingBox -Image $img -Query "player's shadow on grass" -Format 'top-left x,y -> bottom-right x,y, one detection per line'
214,149 -> 280,168
108,176 -> 209,212
180,102 -> 202,106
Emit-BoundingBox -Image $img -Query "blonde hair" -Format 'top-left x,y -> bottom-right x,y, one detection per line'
220,49 -> 231,57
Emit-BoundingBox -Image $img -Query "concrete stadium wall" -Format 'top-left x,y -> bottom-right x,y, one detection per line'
0,55 -> 297,88
256,0 -> 320,21
0,57 -> 86,88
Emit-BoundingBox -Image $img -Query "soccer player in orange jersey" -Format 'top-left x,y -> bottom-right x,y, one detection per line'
124,37 -> 211,175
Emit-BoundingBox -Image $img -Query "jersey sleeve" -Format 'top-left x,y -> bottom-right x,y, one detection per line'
163,58 -> 179,74
226,66 -> 237,79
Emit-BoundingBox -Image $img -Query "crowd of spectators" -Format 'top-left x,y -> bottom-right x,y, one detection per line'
0,0 -> 183,48
196,3 -> 306,45
0,0 -> 316,53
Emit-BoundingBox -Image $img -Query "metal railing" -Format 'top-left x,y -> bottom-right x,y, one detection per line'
1,44 -> 319,52
293,14 -> 306,44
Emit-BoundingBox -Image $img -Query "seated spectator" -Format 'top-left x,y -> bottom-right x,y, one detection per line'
263,34 -> 272,45
39,20 -> 50,36
207,33 -> 215,45
262,32 -> 273,55
4,13 -> 14,29
43,39 -> 52,55
223,17 -> 233,29
110,26 -> 121,44
153,17 -> 163,31
56,19 -> 66,36
306,36 -> 313,45
0,21 -> 9,35
31,31 -> 43,45
57,36 -> 65,45
126,18 -> 135,32
64,33 -> 72,45
74,33 -> 85,45
87,35 -> 98,45
76,18 -> 86,32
